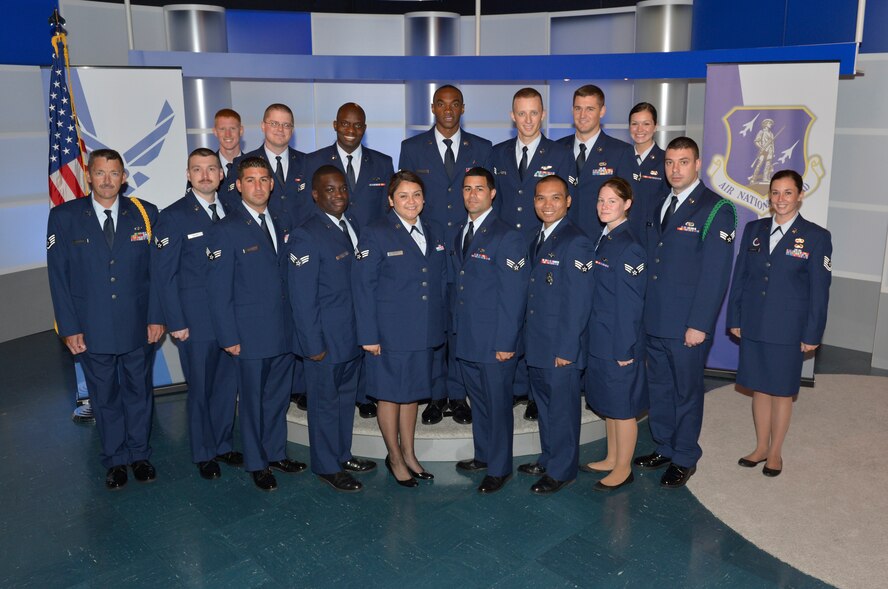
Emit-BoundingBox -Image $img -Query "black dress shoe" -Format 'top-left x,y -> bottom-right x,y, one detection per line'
385,456 -> 418,488
593,472 -> 635,492
579,463 -> 611,474
131,460 -> 156,483
633,452 -> 671,470
269,458 -> 307,473
342,457 -> 377,472
216,451 -> 244,466
456,458 -> 488,472
762,462 -> 782,477
291,393 -> 308,410
478,473 -> 512,493
407,467 -> 434,481
421,399 -> 446,425
512,395 -> 529,407
531,475 -> 573,495
105,465 -> 127,490
517,462 -> 546,476
738,457 -> 766,468
523,400 -> 539,421
660,464 -> 696,488
356,400 -> 377,419
318,471 -> 363,492
252,468 -> 278,491
450,399 -> 472,424
198,460 -> 221,480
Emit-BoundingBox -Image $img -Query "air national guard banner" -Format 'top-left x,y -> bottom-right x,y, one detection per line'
702,63 -> 839,375
67,67 -> 189,388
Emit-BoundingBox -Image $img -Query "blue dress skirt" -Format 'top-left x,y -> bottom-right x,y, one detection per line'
585,355 -> 648,419
364,347 -> 433,403
737,338 -> 804,397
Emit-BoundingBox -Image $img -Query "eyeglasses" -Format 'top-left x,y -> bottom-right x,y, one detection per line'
264,120 -> 294,130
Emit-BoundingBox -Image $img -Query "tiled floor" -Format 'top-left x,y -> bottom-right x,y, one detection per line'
5,333 -> 879,588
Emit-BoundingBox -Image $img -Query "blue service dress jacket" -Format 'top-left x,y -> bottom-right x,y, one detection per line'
449,212 -> 530,362
152,192 -> 221,340
305,144 -> 394,228
557,131 -> 634,239
206,203 -> 294,360
352,211 -> 448,352
727,214 -> 832,345
628,143 -> 670,243
47,195 -> 162,354
223,145 -> 310,226
286,209 -> 362,364
490,135 -> 576,240
398,128 -> 493,244
643,182 -> 737,339
523,218 -> 595,369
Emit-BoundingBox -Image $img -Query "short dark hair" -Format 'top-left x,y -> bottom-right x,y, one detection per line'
263,103 -> 294,121
433,84 -> 464,104
336,102 -> 365,121
312,164 -> 345,191
770,169 -> 804,192
237,156 -> 272,179
188,147 -> 220,167
535,174 -> 569,195
88,148 -> 124,171
513,87 -> 543,107
214,108 -> 241,123
629,102 -> 657,124
573,84 -> 605,105
464,166 -> 495,190
665,136 -> 700,160
388,170 -> 425,198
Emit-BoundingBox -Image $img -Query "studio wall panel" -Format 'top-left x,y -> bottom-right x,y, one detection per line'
822,276 -> 880,353
311,13 -> 404,56
0,268 -> 53,344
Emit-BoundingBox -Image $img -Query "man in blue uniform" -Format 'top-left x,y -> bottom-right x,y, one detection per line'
399,85 -> 492,426
557,85 -> 634,239
46,148 -> 165,490
207,156 -> 307,491
153,148 -> 242,480
452,167 -> 529,494
213,108 -> 243,176
634,137 -> 737,488
520,175 -> 595,494
490,87 -> 575,417
288,165 -> 377,492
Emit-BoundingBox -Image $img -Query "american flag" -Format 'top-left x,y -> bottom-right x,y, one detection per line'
47,27 -> 88,207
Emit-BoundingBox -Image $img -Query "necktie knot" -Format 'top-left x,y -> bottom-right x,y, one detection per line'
346,154 -> 357,191
443,138 -> 455,179
519,146 -> 529,181
274,155 -> 284,181
208,203 -> 219,222
443,138 -> 452,148
576,143 -> 587,174
103,210 -> 114,248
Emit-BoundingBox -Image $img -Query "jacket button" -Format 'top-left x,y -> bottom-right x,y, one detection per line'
110,277 -> 116,282
529,309 -> 534,314
518,189 -> 523,195
459,270 -> 465,275
516,223 -> 522,229
655,258 -> 660,263
652,275 -> 658,280
109,259 -> 115,265
421,267 -> 427,272
447,222 -> 453,226
765,262 -> 771,268
657,242 -> 663,247
762,291 -> 766,296
111,294 -> 117,300
447,204 -> 452,209
459,286 -> 464,290
421,295 -> 428,301
517,207 -> 522,212
763,276 -> 768,281
530,277 -> 535,283
421,282 -> 427,287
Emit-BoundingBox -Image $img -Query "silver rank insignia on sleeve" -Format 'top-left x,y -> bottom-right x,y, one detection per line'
155,236 -> 170,249
506,258 -> 526,271
823,256 -> 832,271
574,260 -> 594,273
355,249 -> 370,260
289,253 -> 310,266
568,175 -> 578,186
206,247 -> 222,260
624,263 -> 645,276
719,230 -> 735,243
46,234 -> 56,250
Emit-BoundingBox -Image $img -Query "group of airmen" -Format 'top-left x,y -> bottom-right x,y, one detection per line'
47,82 -> 748,495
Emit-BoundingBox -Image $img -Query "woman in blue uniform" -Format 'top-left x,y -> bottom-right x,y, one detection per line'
583,178 -> 647,491
627,102 -> 669,243
727,169 -> 832,477
352,171 -> 447,487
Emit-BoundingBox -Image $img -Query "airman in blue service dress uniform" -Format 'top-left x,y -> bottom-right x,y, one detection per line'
353,171 -> 446,487
519,175 -> 594,495
399,85 -> 492,425
583,178 -> 648,492
635,137 -> 737,489
46,149 -> 164,490
627,102 -> 670,245
452,167 -> 529,494
556,85 -> 634,241
207,156 -> 307,492
728,169 -> 832,478
153,148 -> 242,480
287,166 -> 376,493
491,87 -> 575,415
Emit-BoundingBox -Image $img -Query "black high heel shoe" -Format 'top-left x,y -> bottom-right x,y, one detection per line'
385,456 -> 418,488
407,466 -> 434,481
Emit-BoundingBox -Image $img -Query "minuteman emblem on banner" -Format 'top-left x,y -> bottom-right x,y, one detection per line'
707,107 -> 825,216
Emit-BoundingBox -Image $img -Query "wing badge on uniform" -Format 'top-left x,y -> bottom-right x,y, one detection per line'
719,230 -> 735,242
155,236 -> 170,249
46,234 -> 56,250
624,263 -> 645,276
574,260 -> 594,273
289,253 -> 310,266
823,256 -> 832,272
206,247 -> 222,260
506,258 -> 526,271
